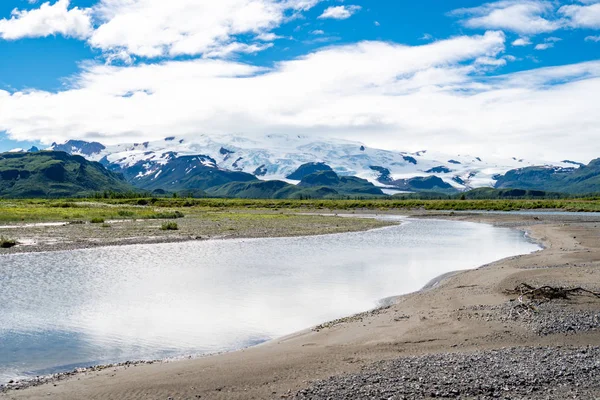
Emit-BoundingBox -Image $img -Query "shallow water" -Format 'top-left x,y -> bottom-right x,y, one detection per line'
0,217 -> 539,382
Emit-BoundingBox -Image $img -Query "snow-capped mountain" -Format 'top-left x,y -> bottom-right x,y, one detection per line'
46,134 -> 577,192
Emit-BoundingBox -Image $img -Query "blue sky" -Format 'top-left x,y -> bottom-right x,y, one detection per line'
0,0 -> 599,160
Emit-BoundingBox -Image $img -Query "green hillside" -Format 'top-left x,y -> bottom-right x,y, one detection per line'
132,155 -> 257,191
207,180 -> 337,199
286,162 -> 333,180
298,171 -> 384,195
390,176 -> 458,194
495,159 -> 600,194
0,151 -> 134,198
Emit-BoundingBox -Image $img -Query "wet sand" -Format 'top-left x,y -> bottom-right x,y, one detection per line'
2,212 -> 600,399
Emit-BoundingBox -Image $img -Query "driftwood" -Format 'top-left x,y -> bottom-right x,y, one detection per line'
504,283 -> 600,318
505,283 -> 600,301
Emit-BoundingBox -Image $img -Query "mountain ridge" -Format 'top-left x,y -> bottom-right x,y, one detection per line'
0,151 -> 134,198
43,134 -> 578,193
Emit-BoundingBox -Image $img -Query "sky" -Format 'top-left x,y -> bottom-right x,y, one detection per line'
0,0 -> 599,162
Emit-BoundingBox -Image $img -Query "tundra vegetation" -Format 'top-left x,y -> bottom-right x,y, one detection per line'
1,197 -> 600,225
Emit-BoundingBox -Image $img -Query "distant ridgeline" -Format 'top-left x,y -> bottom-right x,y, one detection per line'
1,145 -> 600,199
494,159 -> 600,194
0,152 -> 384,199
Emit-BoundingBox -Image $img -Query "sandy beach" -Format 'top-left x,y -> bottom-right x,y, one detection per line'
2,211 -> 600,399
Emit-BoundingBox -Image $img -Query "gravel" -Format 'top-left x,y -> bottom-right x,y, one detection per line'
294,346 -> 600,399
518,302 -> 600,336
461,299 -> 600,336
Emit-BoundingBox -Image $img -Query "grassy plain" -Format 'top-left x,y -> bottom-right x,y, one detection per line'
1,197 -> 600,224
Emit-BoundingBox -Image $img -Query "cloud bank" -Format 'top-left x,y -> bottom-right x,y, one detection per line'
1,0 -> 600,162
0,0 -> 324,58
1,30 -> 600,161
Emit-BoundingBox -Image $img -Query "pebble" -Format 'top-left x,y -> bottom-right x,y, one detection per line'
294,346 -> 600,399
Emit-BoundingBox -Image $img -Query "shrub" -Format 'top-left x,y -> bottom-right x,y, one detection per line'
101,223 -> 111,228
150,211 -> 184,219
161,222 -> 179,231
0,236 -> 17,248
117,210 -> 135,217
90,217 -> 105,224
51,202 -> 79,208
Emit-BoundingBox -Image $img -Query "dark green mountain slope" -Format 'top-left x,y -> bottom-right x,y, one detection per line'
208,171 -> 384,199
390,176 -> 458,194
207,180 -> 340,199
495,159 -> 600,194
132,155 -> 257,191
286,162 -> 333,180
298,171 -> 384,195
208,180 -> 293,199
0,151 -> 133,198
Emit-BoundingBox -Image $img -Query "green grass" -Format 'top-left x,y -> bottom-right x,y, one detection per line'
0,199 -> 189,223
90,217 -> 105,224
96,197 -> 600,212
0,197 -> 599,224
160,222 -> 179,231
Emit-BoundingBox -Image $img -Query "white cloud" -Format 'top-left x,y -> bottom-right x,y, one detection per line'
88,0 -> 322,58
318,5 -> 361,20
256,32 -> 283,41
0,31 -> 505,143
0,0 -> 92,40
475,56 -> 507,66
512,37 -> 532,46
535,42 -> 553,50
586,35 -> 600,41
374,21 -> 380,26
559,2 -> 600,29
311,29 -> 325,35
202,42 -> 274,58
1,30 -> 600,161
0,2 -> 598,164
451,1 -> 562,35
534,36 -> 561,50
452,0 -> 600,36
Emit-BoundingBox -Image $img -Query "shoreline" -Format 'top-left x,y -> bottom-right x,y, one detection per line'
0,227 -> 532,393
3,211 -> 600,399
0,215 -> 458,390
0,208 -> 594,256
0,213 -> 400,257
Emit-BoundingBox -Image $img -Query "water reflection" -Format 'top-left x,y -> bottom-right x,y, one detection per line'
0,217 -> 539,381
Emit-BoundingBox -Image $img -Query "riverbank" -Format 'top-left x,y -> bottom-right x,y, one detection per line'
0,210 -> 393,254
2,212 -> 600,399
